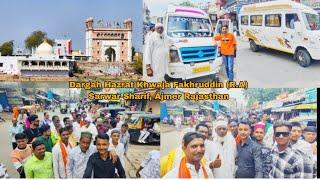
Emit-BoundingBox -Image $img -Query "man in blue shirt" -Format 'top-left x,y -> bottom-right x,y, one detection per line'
235,120 -> 263,178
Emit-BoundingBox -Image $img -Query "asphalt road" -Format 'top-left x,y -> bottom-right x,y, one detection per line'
189,39 -> 320,88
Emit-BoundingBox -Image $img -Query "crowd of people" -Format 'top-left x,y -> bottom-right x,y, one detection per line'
1,103 -> 160,178
161,112 -> 317,178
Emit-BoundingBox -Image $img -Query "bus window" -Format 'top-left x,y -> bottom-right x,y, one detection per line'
241,15 -> 248,25
265,14 -> 281,27
250,15 -> 263,26
286,13 -> 298,29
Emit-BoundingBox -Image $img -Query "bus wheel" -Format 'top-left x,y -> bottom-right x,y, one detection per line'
249,40 -> 259,52
296,49 -> 311,67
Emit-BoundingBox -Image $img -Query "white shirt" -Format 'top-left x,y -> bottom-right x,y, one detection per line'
208,132 -> 236,178
52,142 -> 73,178
116,120 -> 124,129
80,123 -> 98,142
67,145 -> 96,178
72,122 -> 81,142
109,142 -> 125,168
291,139 -> 313,158
144,32 -> 171,82
163,162 -> 213,178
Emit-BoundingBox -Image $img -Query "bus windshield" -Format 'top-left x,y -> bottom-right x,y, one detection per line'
302,13 -> 320,31
167,16 -> 211,38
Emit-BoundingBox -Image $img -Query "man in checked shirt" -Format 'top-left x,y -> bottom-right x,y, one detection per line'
269,120 -> 313,178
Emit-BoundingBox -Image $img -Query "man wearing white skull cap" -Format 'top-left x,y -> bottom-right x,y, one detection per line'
80,116 -> 98,143
208,118 -> 236,178
144,22 -> 187,82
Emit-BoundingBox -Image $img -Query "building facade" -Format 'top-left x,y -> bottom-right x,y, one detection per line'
85,17 -> 133,63
53,39 -> 72,56
0,40 -> 72,77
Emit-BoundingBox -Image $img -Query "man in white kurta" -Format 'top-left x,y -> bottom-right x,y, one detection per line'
109,130 -> 125,169
52,128 -> 73,178
80,117 -> 98,144
210,119 -> 236,178
144,23 -> 169,82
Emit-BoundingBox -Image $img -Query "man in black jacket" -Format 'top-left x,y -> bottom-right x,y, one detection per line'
83,133 -> 125,178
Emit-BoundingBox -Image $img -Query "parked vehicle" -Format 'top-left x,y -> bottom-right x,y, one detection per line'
239,0 -> 320,67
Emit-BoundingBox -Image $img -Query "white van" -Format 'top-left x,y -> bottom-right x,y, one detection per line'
239,0 -> 320,67
160,5 -> 223,81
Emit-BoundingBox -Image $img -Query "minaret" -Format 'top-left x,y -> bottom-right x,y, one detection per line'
85,17 -> 94,61
124,18 -> 133,62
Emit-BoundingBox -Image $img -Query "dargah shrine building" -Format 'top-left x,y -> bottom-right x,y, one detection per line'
85,17 -> 133,63
0,40 -> 72,77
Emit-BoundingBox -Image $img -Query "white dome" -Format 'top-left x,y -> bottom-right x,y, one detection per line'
35,40 -> 53,57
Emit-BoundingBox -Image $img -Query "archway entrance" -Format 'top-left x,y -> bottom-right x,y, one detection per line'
105,47 -> 116,62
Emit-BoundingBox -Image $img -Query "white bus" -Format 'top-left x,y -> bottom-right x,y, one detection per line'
239,0 -> 320,67
160,5 -> 222,81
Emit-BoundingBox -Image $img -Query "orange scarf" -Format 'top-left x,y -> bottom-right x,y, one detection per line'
178,157 -> 208,179
59,141 -> 72,174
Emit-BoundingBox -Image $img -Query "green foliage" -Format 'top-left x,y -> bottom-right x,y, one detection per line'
24,31 -> 54,51
0,40 -> 14,56
133,55 -> 142,75
179,1 -> 196,7
243,88 -> 298,108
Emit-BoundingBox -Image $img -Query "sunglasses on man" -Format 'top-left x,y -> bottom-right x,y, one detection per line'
275,131 -> 290,137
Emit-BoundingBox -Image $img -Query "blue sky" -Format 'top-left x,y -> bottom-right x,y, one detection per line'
0,0 -> 143,52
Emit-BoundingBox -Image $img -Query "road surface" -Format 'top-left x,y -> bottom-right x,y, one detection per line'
190,39 -> 320,87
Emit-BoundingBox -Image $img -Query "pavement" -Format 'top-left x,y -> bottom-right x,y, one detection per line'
160,124 -> 187,158
190,38 -> 320,87
0,112 -> 19,178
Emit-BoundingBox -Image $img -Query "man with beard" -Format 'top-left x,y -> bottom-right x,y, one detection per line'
23,114 -> 40,144
210,119 -> 236,178
252,122 -> 272,178
11,133 -> 33,178
24,140 -> 54,178
194,123 -> 221,173
67,132 -> 96,178
144,23 -> 187,82
163,132 -> 213,178
236,121 -> 262,178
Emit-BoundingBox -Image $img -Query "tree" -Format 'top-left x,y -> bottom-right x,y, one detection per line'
133,54 -> 142,74
24,31 -> 54,51
0,40 -> 14,56
179,1 -> 196,7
